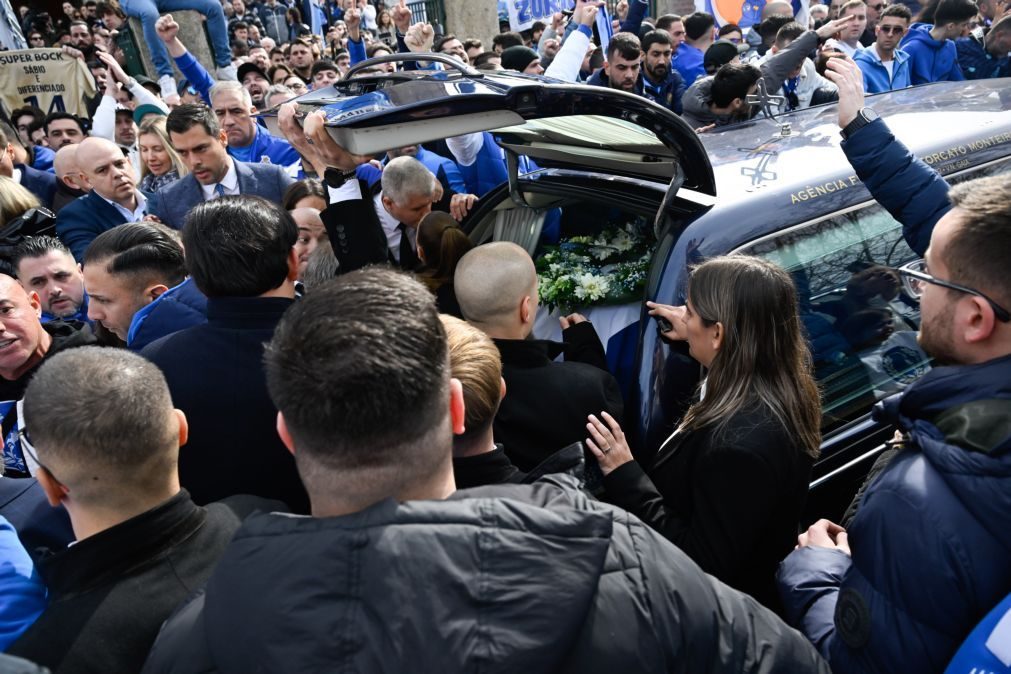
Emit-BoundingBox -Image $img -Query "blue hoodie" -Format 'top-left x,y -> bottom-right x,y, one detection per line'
854,47 -> 913,93
899,22 -> 965,84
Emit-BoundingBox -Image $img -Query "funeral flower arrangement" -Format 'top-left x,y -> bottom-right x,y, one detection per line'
536,219 -> 654,311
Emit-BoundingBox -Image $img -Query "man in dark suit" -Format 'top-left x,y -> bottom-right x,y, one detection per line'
54,138 -> 152,260
455,242 -> 624,472
6,347 -> 280,673
150,104 -> 294,230
142,196 -> 308,512
0,124 -> 56,210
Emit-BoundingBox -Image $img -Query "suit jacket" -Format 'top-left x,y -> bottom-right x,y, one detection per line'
322,178 -> 458,275
141,297 -> 309,513
149,160 -> 294,230
55,191 -> 151,261
15,164 -> 56,210
493,324 -> 624,472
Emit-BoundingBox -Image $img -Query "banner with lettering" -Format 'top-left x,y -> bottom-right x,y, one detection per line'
507,0 -> 571,32
0,48 -> 97,119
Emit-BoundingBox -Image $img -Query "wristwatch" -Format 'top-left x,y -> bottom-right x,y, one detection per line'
323,167 -> 358,188
841,108 -> 879,140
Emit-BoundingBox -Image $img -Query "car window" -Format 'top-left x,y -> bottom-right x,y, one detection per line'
742,158 -> 1011,432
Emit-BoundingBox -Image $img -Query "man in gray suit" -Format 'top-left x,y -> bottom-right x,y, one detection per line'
150,104 -> 293,229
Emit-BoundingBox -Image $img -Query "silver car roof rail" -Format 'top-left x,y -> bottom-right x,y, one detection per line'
341,52 -> 484,81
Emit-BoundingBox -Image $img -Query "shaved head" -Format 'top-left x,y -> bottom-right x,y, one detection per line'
53,144 -> 90,192
75,136 -> 123,166
763,1 -> 793,17
454,242 -> 537,327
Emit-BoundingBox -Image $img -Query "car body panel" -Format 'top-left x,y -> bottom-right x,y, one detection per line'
260,68 -> 717,194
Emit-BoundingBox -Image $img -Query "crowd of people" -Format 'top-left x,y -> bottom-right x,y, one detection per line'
0,0 -> 1009,671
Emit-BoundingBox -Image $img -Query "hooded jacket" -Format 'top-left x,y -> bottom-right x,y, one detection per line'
680,77 -> 739,129
899,23 -> 966,84
854,46 -> 913,93
778,354 -> 1011,673
142,477 -> 830,673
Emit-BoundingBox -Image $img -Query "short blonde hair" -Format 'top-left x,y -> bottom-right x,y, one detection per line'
137,116 -> 188,180
440,315 -> 503,442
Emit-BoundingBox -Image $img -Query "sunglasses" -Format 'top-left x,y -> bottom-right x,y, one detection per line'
867,2 -> 886,9
898,259 -> 1010,322
879,24 -> 906,34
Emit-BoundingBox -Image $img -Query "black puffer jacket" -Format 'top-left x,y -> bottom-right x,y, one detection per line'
142,477 -> 829,673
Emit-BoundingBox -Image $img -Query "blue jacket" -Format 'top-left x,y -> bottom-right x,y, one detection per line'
148,159 -> 294,230
414,146 -> 467,193
854,47 -> 912,93
174,51 -> 215,105
0,516 -> 46,651
945,591 -> 1011,674
56,190 -> 153,261
900,23 -> 965,84
15,164 -> 57,210
838,117 -> 950,255
956,34 -> 1010,80
455,132 -> 508,197
778,353 -> 1011,673
30,146 -> 54,173
227,125 -> 300,169
673,43 -> 706,87
127,277 -> 208,351
642,67 -> 687,115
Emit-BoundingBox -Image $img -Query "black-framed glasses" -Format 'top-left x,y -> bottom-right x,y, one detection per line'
898,259 -> 1010,322
879,24 -> 905,34
17,426 -> 57,481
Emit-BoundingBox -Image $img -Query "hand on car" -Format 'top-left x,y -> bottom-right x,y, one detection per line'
645,301 -> 688,341
823,57 -> 866,130
450,193 -> 478,220
796,519 -> 851,555
278,104 -> 371,171
586,412 -> 634,475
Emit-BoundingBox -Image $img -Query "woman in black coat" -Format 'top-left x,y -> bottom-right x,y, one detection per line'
586,255 -> 822,612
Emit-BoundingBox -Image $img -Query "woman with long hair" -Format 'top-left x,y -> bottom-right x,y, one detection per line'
137,117 -> 187,193
587,254 -> 821,611
375,8 -> 395,46
415,212 -> 473,317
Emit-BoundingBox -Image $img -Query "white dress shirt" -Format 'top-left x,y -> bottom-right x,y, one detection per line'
99,189 -> 148,222
327,178 -> 416,263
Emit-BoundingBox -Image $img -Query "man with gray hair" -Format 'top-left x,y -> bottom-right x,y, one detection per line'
455,242 -> 624,471
321,155 -> 477,273
6,347 -> 280,672
209,80 -> 299,169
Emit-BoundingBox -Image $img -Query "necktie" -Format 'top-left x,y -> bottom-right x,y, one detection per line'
398,223 -> 418,269
215,183 -> 226,198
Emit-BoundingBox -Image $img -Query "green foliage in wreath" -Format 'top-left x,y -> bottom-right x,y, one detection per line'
536,220 -> 654,311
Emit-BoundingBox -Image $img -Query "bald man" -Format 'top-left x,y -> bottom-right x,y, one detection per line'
55,137 -> 152,260
0,274 -> 96,475
51,145 -> 91,214
454,242 -> 624,471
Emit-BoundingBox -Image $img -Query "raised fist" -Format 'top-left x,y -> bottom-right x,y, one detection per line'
156,14 -> 180,42
391,0 -> 412,33
404,22 -> 434,53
